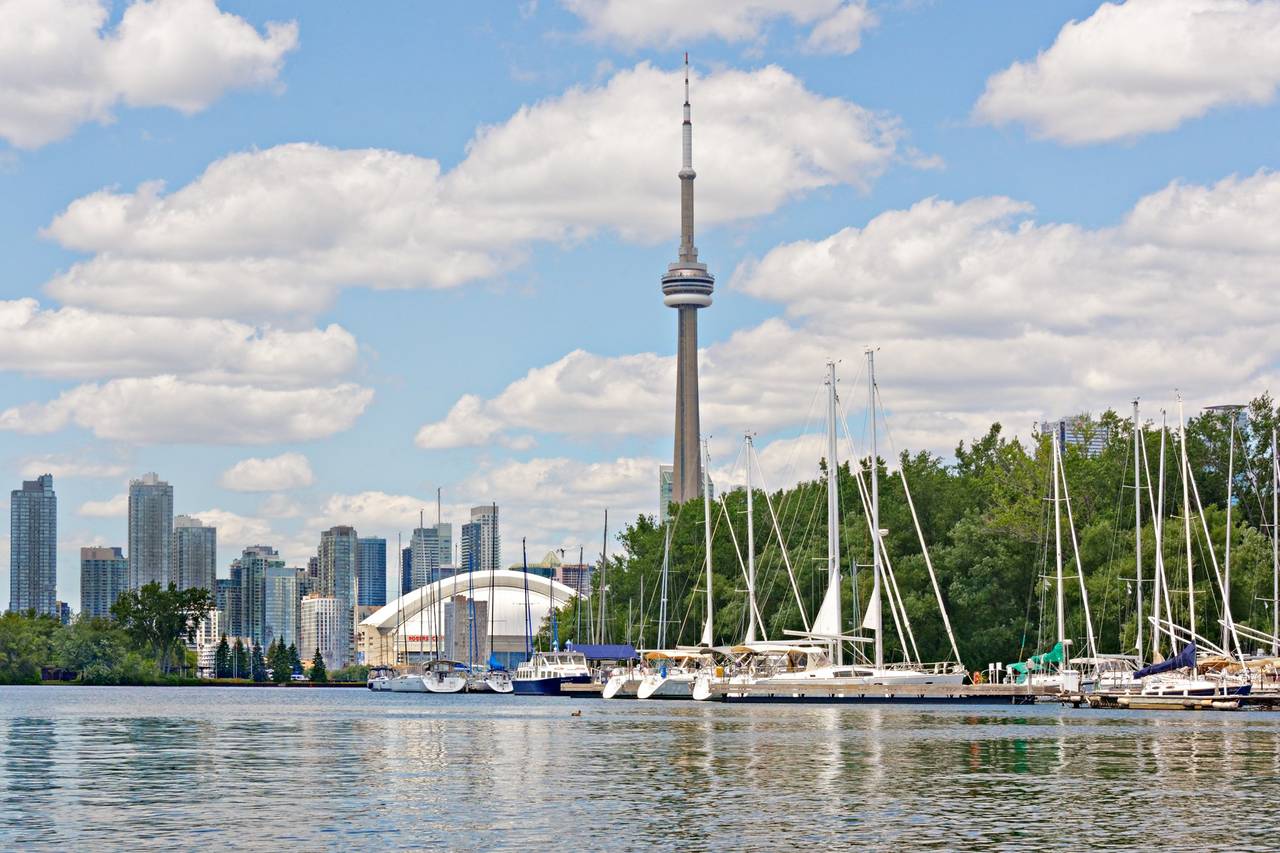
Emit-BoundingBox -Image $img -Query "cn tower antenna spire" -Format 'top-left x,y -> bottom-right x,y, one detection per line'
662,53 -> 714,506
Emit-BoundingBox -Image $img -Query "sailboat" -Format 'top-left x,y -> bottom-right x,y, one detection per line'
636,439 -> 717,700
702,358 -> 965,700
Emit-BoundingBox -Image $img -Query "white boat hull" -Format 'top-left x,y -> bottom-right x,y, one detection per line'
425,674 -> 467,694
390,675 -> 427,693
602,673 -> 640,699
636,673 -> 696,700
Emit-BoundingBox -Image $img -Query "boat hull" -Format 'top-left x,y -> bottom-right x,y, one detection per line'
389,675 -> 427,693
513,674 -> 591,696
602,674 -> 640,699
425,676 -> 467,694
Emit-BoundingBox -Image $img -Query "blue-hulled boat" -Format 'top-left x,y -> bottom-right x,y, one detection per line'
513,651 -> 591,696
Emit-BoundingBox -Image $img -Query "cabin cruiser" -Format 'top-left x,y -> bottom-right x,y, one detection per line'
513,651 -> 591,696
366,665 -> 394,691
389,670 -> 428,693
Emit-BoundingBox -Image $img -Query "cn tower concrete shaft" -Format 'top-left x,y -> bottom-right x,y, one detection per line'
673,306 -> 701,503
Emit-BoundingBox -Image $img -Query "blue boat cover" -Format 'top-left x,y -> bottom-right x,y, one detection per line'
487,654 -> 506,671
1133,642 -> 1195,679
565,642 -> 638,660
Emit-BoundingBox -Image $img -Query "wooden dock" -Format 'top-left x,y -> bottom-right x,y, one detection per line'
560,682 -> 604,697
704,682 -> 1054,704
1069,691 -> 1280,712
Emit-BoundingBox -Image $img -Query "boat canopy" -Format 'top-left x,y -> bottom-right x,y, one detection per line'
1133,642 -> 1195,678
565,642 -> 638,661
643,649 -> 710,662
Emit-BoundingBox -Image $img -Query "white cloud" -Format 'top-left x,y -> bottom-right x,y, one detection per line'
416,170 -> 1280,456
43,63 -> 901,320
0,0 -> 298,149
19,454 -> 127,480
190,507 -> 274,564
974,0 -> 1280,144
78,492 -> 126,517
219,452 -> 314,492
258,493 -> 305,518
561,0 -> 874,53
0,299 -> 357,386
0,377 -> 373,444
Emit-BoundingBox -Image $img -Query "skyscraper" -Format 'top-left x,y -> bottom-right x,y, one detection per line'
400,546 -> 412,597
80,546 -> 128,619
10,474 -> 56,616
174,515 -> 216,592
410,523 -> 451,589
661,56 -> 714,505
356,537 -> 387,607
231,545 -> 282,648
460,505 -> 499,573
300,593 -> 342,671
318,526 -> 359,666
265,565 -> 301,649
658,464 -> 674,521
128,473 -> 173,589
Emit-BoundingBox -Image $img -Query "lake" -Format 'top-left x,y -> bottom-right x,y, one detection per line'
2,686 -> 1278,850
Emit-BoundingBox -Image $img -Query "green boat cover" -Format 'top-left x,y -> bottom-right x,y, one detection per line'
1006,642 -> 1065,683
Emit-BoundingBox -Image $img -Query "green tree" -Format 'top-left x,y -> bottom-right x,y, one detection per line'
231,638 -> 247,679
0,611 -> 61,684
110,583 -> 214,674
288,642 -> 301,675
309,648 -> 327,683
215,635 -> 231,678
250,641 -> 267,682
268,639 -> 291,683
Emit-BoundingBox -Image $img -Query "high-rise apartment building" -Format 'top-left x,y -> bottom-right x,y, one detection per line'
128,473 -> 173,589
318,526 -> 359,667
300,593 -> 343,671
658,464 -> 674,521
174,515 -> 216,592
410,523 -> 452,589
10,474 -> 57,616
460,505 -> 499,573
80,546 -> 128,618
357,537 -> 387,607
400,546 -> 412,597
215,577 -> 239,638
1040,415 -> 1112,458
230,545 -> 282,648
265,565 -> 301,649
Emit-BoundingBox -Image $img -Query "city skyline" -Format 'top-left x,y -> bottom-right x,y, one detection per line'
5,2 -> 1280,609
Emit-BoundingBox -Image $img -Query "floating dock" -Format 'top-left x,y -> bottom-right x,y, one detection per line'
1065,692 -> 1280,712
560,682 -> 605,697
704,682 -> 1054,705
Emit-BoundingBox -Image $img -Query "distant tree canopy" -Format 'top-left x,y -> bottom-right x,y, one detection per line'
554,397 -> 1280,671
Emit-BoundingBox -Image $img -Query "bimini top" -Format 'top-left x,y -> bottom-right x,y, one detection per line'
565,642 -> 637,661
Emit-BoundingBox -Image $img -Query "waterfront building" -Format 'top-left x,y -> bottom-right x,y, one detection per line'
80,546 -> 128,618
265,565 -> 301,649
128,473 -> 173,589
357,537 -> 387,607
318,526 -> 359,667
9,474 -> 57,616
661,57 -> 713,505
300,593 -> 343,672
410,523 -> 452,589
193,609 -> 220,678
55,601 -> 71,625
215,577 -> 238,637
231,545 -> 283,648
174,515 -> 216,592
442,594 -> 490,664
658,464 -> 673,521
361,569 -> 577,670
557,562 -> 593,599
1040,415 -> 1112,458
460,505 -> 499,573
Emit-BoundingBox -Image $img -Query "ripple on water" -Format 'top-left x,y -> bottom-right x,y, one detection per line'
2,687 -> 1280,850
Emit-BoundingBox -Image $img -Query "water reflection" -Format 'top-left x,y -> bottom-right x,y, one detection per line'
4,689 -> 1280,849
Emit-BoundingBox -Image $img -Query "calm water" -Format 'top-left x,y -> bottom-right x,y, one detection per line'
2,687 -> 1279,850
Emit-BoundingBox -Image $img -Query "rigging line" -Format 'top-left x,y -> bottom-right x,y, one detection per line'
1099,426 -> 1132,649
716,492 -> 767,641
1185,437 -> 1243,656
871,382 -> 961,664
753,438 -> 813,631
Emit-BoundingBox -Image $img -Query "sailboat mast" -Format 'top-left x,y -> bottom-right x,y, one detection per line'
744,433 -> 758,643
658,532 -> 669,648
700,439 -> 714,646
1152,416 -> 1168,659
1274,429 -> 1279,655
868,349 -> 883,670
1223,412 -> 1236,651
825,362 -> 843,665
598,510 -> 609,644
1178,397 -> 1196,642
1052,431 -> 1066,658
1134,400 -> 1143,660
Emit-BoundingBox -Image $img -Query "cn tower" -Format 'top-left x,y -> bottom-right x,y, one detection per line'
662,54 -> 714,505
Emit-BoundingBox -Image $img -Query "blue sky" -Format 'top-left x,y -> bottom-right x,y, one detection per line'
3,0 -> 1280,608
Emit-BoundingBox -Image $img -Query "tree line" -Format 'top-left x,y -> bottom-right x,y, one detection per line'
555,397 -> 1280,671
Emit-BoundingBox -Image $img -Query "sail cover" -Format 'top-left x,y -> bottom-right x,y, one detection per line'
1006,642 -> 1065,683
1133,642 -> 1195,679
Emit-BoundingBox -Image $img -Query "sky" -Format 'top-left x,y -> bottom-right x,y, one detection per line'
4,0 -> 1280,609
